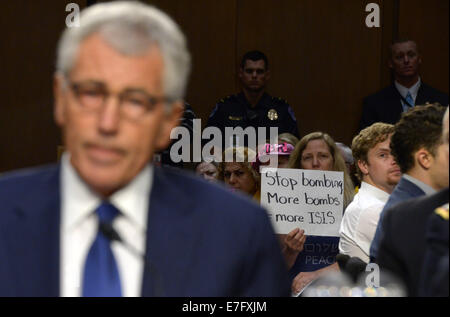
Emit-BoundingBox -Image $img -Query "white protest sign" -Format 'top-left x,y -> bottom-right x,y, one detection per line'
260,168 -> 344,236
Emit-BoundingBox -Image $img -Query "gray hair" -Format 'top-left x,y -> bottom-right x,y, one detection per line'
56,1 -> 191,101
444,106 -> 449,125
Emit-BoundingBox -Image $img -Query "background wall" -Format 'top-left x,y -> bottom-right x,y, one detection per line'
0,0 -> 448,172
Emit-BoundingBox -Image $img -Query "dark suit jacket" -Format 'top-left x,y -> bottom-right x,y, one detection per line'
370,176 -> 426,261
419,197 -> 449,297
376,188 -> 449,297
360,83 -> 449,131
0,165 -> 290,297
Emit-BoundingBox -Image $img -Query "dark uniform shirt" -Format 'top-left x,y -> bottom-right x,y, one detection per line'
157,102 -> 197,169
206,92 -> 299,148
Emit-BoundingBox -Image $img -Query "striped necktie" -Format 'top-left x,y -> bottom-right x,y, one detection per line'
405,91 -> 415,108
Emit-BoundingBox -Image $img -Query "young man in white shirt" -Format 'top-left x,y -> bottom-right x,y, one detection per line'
339,123 -> 402,263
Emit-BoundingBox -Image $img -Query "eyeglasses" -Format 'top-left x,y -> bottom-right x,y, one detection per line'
67,80 -> 172,120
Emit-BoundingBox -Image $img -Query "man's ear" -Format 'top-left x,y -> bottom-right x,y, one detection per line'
388,58 -> 393,70
357,159 -> 370,176
238,67 -> 244,80
416,148 -> 432,170
155,101 -> 184,151
265,69 -> 271,81
53,73 -> 66,127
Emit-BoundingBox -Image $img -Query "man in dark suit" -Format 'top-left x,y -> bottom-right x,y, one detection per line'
0,2 -> 290,297
376,189 -> 449,297
419,201 -> 449,297
419,108 -> 450,297
370,104 -> 448,261
376,107 -> 449,297
360,39 -> 448,130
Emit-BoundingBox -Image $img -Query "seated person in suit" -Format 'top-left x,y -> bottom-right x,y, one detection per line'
371,103 -> 448,261
360,39 -> 448,130
419,201 -> 449,297
377,107 -> 449,297
339,123 -> 401,263
419,108 -> 449,297
287,132 -> 355,294
0,1 -> 290,297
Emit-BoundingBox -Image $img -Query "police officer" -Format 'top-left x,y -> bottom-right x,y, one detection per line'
206,51 -> 299,149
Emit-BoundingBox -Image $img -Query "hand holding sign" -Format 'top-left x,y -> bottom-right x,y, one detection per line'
284,228 -> 306,252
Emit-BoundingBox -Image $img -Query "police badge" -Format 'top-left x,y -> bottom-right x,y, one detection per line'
267,109 -> 278,121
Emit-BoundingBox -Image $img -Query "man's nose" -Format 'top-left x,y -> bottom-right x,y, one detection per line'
229,173 -> 237,184
98,97 -> 121,134
389,154 -> 399,166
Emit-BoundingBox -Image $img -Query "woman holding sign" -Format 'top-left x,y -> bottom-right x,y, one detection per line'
287,132 -> 355,294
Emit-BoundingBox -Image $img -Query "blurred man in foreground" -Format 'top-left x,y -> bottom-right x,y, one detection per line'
0,1 -> 289,297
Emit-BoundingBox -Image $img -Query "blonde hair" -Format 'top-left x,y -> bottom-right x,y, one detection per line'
218,147 -> 260,190
288,132 -> 355,209
277,133 -> 299,147
352,123 -> 395,181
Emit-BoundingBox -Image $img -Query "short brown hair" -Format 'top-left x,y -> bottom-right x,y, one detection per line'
352,123 -> 395,181
389,38 -> 419,59
391,103 -> 446,173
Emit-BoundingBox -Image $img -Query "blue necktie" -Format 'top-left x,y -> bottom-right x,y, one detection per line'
82,202 -> 122,297
405,91 -> 414,108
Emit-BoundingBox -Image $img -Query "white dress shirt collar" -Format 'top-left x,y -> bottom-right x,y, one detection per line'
359,181 -> 390,203
403,173 -> 436,196
61,153 -> 153,231
60,153 -> 153,297
395,77 -> 421,100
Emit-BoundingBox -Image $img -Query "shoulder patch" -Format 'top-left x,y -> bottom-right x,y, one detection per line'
272,96 -> 288,104
435,204 -> 449,221
218,95 -> 234,104
209,104 -> 220,119
287,106 -> 297,122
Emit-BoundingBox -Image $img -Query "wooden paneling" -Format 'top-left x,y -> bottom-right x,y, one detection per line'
0,0 -> 448,172
398,0 -> 449,94
145,0 -> 238,123
0,0 -> 87,172
237,0 -> 384,144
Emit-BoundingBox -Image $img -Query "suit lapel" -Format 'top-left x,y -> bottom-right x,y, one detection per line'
4,166 -> 61,296
416,83 -> 431,106
141,168 -> 196,296
390,84 -> 406,117
398,177 -> 426,198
